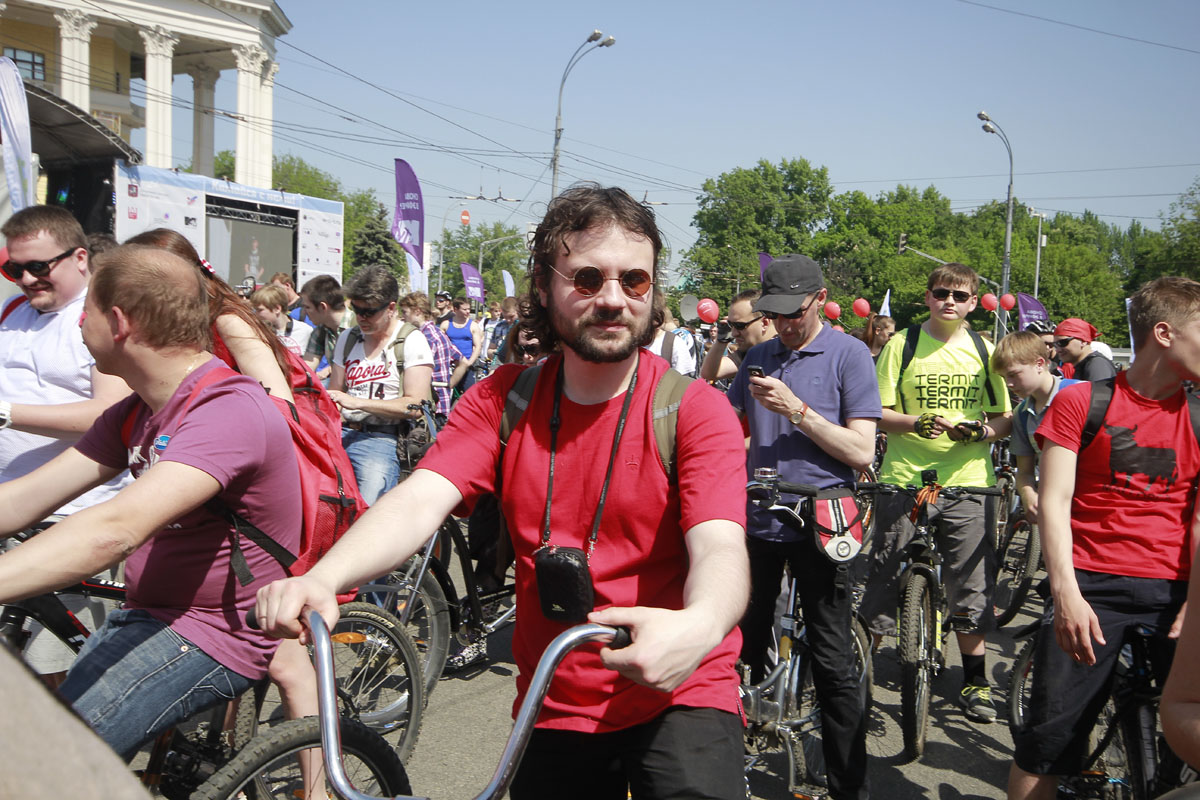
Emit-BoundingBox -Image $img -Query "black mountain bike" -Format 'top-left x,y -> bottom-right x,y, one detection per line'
741,470 -> 873,796
1009,617 -> 1198,800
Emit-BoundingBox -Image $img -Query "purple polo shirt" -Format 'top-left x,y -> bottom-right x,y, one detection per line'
728,324 -> 882,542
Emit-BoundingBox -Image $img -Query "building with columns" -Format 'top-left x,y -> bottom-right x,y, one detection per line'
0,0 -> 290,189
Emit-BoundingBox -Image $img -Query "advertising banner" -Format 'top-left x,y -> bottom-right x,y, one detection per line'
391,159 -> 423,267
460,262 -> 485,304
1016,292 -> 1049,330
0,58 -> 36,210
501,269 -> 515,299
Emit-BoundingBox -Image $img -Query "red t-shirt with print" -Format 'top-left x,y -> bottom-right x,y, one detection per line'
418,350 -> 747,733
1036,374 -> 1198,580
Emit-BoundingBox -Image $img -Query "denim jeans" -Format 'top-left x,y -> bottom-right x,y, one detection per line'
342,427 -> 401,505
58,608 -> 255,761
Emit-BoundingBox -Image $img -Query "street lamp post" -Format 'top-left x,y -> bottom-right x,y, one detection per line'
1029,207 -> 1047,299
436,201 -> 467,293
550,30 -> 615,199
978,110 -> 1014,339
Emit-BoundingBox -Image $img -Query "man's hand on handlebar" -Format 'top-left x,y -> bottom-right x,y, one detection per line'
254,575 -> 342,645
587,605 -> 717,693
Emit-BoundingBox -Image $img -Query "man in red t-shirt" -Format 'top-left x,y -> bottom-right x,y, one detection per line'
1007,276 -> 1200,800
258,184 -> 750,800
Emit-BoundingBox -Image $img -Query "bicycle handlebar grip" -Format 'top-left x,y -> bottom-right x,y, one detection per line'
608,626 -> 633,650
773,481 -> 818,497
245,608 -> 261,630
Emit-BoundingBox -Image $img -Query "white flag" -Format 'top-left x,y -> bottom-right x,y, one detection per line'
0,58 -> 36,210
880,289 -> 892,317
501,269 -> 515,299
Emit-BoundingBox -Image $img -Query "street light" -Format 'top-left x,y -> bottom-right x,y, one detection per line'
436,201 -> 467,292
1028,206 -> 1048,299
550,29 -> 615,199
978,110 -> 1014,339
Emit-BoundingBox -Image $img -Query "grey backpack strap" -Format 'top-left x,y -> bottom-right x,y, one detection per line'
340,326 -> 364,366
651,368 -> 693,478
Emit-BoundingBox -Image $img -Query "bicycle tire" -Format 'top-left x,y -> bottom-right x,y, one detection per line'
852,615 -> 874,706
369,552 -> 453,700
192,715 -> 411,800
994,519 -> 1042,628
332,602 -> 424,763
992,471 -> 1015,551
898,571 -> 933,762
1007,638 -> 1035,732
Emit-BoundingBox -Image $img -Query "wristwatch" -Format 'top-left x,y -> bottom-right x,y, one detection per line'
0,401 -> 11,430
788,401 -> 808,427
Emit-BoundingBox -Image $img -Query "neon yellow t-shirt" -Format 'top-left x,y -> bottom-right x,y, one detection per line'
876,324 -> 1011,487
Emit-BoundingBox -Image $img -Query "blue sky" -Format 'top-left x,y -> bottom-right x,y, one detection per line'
150,0 -> 1200,274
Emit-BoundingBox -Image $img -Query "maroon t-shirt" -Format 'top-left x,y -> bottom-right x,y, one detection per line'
1036,374 -> 1198,581
418,351 -> 748,733
76,359 -> 302,678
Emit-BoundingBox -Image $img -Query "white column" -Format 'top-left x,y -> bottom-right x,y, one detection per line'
138,25 -> 178,169
233,43 -> 266,186
54,9 -> 97,110
188,63 -> 218,177
257,61 -> 278,188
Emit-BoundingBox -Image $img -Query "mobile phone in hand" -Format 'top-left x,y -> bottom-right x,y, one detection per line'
747,365 -> 765,379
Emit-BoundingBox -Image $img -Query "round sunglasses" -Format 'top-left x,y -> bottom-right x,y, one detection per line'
2,246 -> 80,281
548,265 -> 653,298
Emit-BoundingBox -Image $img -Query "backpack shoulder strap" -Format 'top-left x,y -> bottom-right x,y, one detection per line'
391,322 -> 418,372
340,326 -> 364,366
500,364 -> 543,446
964,327 -> 998,407
0,295 -> 28,325
284,317 -> 293,336
896,323 -> 922,414
1188,392 -> 1200,450
1080,377 -> 1116,452
660,329 -> 675,362
651,368 -> 693,478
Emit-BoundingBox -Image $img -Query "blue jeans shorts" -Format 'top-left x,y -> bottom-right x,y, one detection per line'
58,608 -> 255,760
342,427 -> 401,506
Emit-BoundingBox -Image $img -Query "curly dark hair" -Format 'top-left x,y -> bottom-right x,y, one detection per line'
520,183 -> 665,350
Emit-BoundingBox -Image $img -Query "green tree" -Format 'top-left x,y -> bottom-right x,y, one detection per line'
345,200 -> 404,282
432,221 -> 529,305
681,158 -> 834,304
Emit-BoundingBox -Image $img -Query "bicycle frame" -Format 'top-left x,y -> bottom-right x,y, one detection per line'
310,610 -> 626,800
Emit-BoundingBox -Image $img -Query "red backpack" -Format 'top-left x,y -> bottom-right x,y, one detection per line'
125,344 -> 365,591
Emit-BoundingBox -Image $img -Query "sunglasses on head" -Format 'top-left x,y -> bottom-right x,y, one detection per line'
351,302 -> 389,319
2,246 -> 80,281
762,295 -> 818,321
548,265 -> 653,298
930,287 -> 972,303
729,315 -> 763,331
1053,337 -> 1076,348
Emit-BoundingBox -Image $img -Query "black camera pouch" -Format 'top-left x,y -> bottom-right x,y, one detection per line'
534,545 -> 594,623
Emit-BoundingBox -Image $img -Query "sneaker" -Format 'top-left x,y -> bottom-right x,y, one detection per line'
445,639 -> 488,671
958,683 -> 997,723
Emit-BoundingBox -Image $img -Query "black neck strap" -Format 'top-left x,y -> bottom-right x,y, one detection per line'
540,358 -> 640,559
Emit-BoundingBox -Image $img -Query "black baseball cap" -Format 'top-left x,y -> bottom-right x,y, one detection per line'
753,255 -> 825,316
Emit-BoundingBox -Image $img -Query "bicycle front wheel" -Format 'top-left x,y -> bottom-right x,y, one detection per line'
994,520 -> 1041,628
1007,638 -> 1035,732
898,571 -> 933,762
193,716 -> 411,800
370,552 -> 453,700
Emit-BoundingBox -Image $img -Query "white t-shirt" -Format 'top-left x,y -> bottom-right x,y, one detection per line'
0,294 -> 129,514
645,328 -> 698,378
278,317 -> 314,358
334,322 -> 434,426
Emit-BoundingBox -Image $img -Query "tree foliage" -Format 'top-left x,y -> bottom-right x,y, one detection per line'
432,221 -> 530,304
678,160 -> 1200,347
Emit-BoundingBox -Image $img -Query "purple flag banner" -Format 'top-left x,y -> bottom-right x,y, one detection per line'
1016,292 -> 1049,330
759,252 -> 773,280
391,159 -> 424,266
460,262 -> 485,304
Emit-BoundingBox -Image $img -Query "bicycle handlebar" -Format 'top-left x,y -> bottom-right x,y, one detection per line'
854,481 -> 1002,498
300,608 -> 630,800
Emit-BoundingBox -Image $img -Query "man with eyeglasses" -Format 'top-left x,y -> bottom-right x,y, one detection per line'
699,289 -> 778,384
1052,318 -> 1116,382
256,184 -> 750,800
0,206 -> 131,686
726,254 -> 881,800
862,262 -> 1012,725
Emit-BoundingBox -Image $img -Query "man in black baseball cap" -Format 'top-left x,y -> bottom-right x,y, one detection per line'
752,254 -> 825,318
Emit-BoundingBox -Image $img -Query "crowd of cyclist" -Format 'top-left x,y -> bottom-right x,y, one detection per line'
3,187 -> 1200,800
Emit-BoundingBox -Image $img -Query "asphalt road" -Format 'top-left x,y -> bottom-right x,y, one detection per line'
401,596 -> 1045,800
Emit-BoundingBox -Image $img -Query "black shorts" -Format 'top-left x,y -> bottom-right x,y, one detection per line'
1012,569 -> 1185,775
510,706 -> 744,800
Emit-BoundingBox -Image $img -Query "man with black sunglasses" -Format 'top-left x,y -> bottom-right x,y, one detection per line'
699,288 -> 777,384
256,184 -> 750,800
862,262 -> 1012,725
727,254 -> 881,800
1052,317 -> 1116,382
0,206 -> 132,685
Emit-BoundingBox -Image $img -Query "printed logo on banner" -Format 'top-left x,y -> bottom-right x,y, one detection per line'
128,184 -> 139,197
185,217 -> 197,227
128,208 -> 138,219
186,195 -> 198,205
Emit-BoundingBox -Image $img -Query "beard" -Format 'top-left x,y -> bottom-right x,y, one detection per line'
547,294 -> 655,364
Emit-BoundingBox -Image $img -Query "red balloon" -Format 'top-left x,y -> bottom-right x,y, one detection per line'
852,298 -> 871,318
980,293 -> 998,312
1000,293 -> 1017,311
824,301 -> 841,320
697,298 -> 719,323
